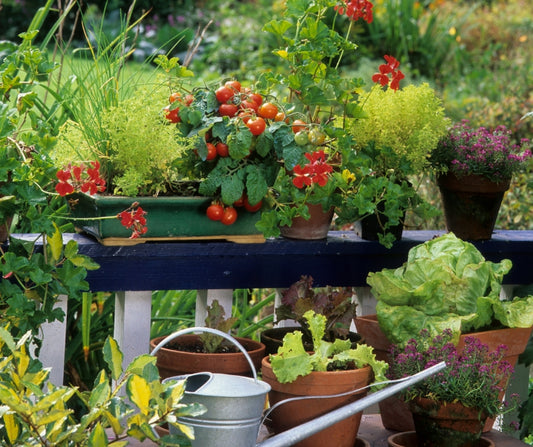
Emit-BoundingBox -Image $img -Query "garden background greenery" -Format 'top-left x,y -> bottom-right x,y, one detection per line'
2,0 -> 533,442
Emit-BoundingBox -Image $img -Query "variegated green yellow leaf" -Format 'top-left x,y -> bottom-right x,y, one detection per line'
3,413 -> 19,443
88,422 -> 108,447
173,421 -> 195,439
103,337 -> 123,381
127,375 -> 151,415
48,223 -> 63,264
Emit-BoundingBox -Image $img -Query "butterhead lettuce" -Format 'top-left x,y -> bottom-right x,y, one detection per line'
367,233 -> 532,346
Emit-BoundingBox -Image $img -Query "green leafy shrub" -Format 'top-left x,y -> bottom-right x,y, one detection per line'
0,327 -> 204,446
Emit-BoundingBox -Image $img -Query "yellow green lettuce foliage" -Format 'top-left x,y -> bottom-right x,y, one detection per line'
367,233 -> 533,347
349,83 -> 450,174
270,310 -> 388,385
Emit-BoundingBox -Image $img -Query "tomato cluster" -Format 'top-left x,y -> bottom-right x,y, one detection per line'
206,193 -> 262,225
163,91 -> 194,124
214,80 -> 283,138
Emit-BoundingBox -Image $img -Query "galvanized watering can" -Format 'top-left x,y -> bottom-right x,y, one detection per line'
151,327 -> 445,447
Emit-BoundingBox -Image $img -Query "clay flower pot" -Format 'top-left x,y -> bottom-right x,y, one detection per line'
150,334 -> 265,379
279,203 -> 334,240
261,356 -> 372,447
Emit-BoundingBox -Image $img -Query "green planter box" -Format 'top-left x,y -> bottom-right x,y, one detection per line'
67,194 -> 264,245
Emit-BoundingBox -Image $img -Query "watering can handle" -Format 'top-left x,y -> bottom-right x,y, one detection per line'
149,327 -> 258,381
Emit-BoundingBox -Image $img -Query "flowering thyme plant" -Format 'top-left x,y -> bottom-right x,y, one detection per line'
431,120 -> 532,183
388,329 -> 518,418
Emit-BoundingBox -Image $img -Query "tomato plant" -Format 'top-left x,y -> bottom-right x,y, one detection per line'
309,128 -> 326,145
216,142 -> 229,157
215,86 -> 234,104
169,92 -> 181,103
225,80 -> 242,93
206,203 -> 224,221
244,197 -> 262,212
246,116 -> 266,136
219,103 -> 239,117
221,206 -> 238,225
206,143 -> 217,160
164,106 -> 180,123
294,131 -> 309,146
240,100 -> 259,113
249,93 -> 263,107
233,195 -> 245,207
258,102 -> 278,120
292,119 -> 307,133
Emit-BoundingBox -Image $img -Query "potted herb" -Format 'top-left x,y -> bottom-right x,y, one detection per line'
387,329 -> 519,447
150,300 -> 266,379
261,275 -> 359,355
337,83 -> 450,247
261,310 -> 388,447
431,120 -> 532,240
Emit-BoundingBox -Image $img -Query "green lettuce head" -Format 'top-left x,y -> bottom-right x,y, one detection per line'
367,233 -> 531,346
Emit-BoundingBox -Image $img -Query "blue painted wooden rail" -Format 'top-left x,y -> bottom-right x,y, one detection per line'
28,229 -> 533,387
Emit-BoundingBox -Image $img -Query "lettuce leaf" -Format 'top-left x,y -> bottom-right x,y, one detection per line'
367,233 -> 524,347
270,310 -> 388,384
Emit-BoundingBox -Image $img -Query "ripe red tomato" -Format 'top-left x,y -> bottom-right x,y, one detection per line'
219,103 -> 239,117
258,102 -> 278,120
206,143 -> 217,161
206,204 -> 224,221
246,116 -> 266,136
164,106 -> 180,123
233,195 -> 245,207
216,142 -> 229,157
249,93 -> 263,107
184,94 -> 194,105
240,99 -> 259,113
292,119 -> 307,133
225,80 -> 242,93
169,92 -> 181,103
244,197 -> 262,212
215,86 -> 235,104
275,112 -> 288,122
221,206 -> 238,225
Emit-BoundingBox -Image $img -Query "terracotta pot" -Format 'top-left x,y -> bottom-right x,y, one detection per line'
261,356 -> 372,447
387,431 -> 495,447
408,398 -> 488,447
354,314 -> 533,433
279,203 -> 334,240
150,334 -> 265,380
437,173 -> 511,240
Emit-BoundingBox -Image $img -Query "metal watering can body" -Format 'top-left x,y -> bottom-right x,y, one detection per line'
151,327 -> 270,447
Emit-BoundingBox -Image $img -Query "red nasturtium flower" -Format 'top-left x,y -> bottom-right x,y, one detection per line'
118,203 -> 148,239
55,161 -> 106,196
292,150 -> 333,189
335,0 -> 374,23
372,55 -> 405,91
